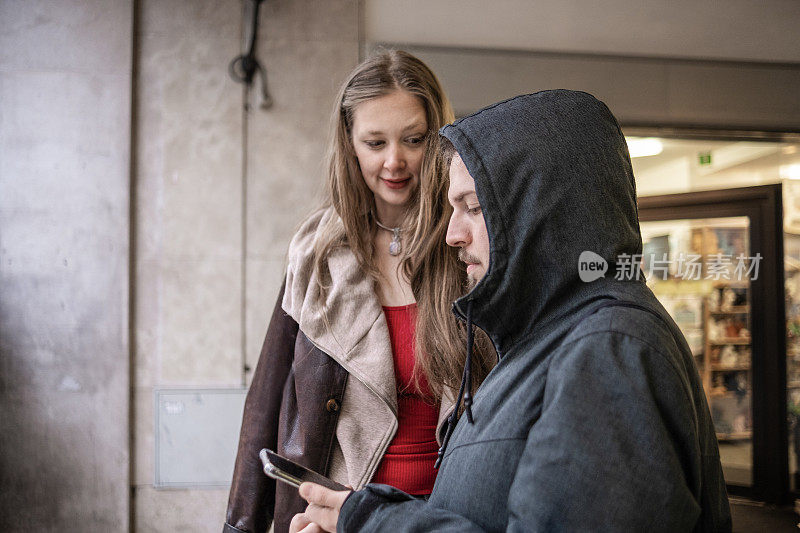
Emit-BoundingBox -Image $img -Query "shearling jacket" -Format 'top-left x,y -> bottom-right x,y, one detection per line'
224,208 -> 454,533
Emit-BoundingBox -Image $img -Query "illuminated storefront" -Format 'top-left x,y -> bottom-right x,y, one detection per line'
632,135 -> 800,502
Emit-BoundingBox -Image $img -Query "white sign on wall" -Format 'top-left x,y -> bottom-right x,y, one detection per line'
155,389 -> 247,488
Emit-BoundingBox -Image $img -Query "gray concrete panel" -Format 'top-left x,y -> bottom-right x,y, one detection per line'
0,1 -> 133,530
390,45 -> 800,131
667,62 -> 800,129
134,485 -> 230,532
365,0 -> 800,64
135,0 -> 243,388
157,257 -> 241,385
245,258 -> 286,384
133,0 -> 359,528
0,0 -> 131,73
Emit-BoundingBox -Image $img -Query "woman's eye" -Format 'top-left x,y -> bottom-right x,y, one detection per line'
406,135 -> 425,145
364,140 -> 384,149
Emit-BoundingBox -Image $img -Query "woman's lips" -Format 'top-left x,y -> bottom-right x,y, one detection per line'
381,177 -> 411,190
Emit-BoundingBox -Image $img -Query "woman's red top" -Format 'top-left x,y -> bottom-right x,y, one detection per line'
370,303 -> 439,495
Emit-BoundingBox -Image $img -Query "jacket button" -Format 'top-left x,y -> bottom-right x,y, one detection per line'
326,398 -> 339,412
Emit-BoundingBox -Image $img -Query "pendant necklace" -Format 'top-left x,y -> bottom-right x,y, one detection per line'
374,218 -> 402,256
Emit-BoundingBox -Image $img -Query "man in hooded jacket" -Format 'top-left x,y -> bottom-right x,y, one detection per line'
290,90 -> 732,532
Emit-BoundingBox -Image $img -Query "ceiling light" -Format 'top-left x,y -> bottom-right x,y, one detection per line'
626,137 -> 663,158
781,164 -> 800,180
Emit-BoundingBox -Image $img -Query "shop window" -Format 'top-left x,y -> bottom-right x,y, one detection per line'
641,217 -> 755,486
632,135 -> 797,503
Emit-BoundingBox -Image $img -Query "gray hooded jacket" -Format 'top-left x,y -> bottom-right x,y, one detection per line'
338,90 -> 731,532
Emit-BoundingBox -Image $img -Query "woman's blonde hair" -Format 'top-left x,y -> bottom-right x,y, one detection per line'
312,50 -> 494,399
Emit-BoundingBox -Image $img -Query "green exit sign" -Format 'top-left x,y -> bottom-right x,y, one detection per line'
698,152 -> 712,165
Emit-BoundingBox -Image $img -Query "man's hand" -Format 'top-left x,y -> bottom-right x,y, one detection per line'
288,512 -> 324,533
288,482 -> 352,533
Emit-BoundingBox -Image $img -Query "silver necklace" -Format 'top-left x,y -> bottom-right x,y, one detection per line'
374,218 -> 402,256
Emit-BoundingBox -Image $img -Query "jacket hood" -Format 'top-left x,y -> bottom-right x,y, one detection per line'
441,90 -> 643,357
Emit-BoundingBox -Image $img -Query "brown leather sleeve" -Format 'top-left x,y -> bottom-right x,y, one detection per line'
225,281 -> 297,533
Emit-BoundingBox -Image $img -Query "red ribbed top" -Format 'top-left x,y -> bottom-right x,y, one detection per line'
370,304 -> 439,495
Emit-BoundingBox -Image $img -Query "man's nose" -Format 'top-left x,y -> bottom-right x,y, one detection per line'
446,215 -> 469,248
383,144 -> 406,172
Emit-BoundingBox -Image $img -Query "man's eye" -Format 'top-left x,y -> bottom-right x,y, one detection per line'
467,206 -> 482,215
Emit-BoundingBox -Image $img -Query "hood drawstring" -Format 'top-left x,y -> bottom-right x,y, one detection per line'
435,299 -> 476,469
463,299 -> 475,423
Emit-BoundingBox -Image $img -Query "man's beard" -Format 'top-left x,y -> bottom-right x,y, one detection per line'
459,249 -> 482,290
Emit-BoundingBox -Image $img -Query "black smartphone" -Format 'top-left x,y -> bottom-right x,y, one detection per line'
259,448 -> 348,492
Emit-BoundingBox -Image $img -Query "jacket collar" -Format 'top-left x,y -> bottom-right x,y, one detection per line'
282,208 -> 398,416
282,207 -> 456,487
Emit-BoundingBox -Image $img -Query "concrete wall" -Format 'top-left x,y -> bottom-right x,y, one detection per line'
365,0 -> 800,63
1,0 -> 358,530
133,0 -> 243,528
133,0 -> 358,531
387,46 -> 800,131
0,1 -> 133,531
364,0 -> 800,130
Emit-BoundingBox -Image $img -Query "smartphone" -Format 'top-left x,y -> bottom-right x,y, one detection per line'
259,448 -> 348,492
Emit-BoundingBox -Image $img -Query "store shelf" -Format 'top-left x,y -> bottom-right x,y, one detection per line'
712,281 -> 749,289
709,306 -> 749,315
644,222 -> 756,450
711,364 -> 751,372
710,389 -> 750,398
716,431 -> 752,442
709,338 -> 751,345
701,276 -> 752,445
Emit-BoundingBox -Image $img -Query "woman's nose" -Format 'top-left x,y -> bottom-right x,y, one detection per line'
383,144 -> 406,172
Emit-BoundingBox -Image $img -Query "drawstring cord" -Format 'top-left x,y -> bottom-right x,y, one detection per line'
435,300 -> 475,469
463,300 -> 474,423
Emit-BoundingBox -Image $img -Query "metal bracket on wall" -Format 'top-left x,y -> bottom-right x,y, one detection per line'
228,0 -> 272,109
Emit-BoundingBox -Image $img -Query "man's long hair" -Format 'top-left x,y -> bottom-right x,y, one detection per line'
406,137 -> 495,400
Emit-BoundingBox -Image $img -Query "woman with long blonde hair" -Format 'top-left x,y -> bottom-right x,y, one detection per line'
224,50 -> 493,533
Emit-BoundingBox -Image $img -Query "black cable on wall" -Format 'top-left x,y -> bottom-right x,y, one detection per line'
229,0 -> 272,387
